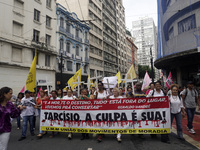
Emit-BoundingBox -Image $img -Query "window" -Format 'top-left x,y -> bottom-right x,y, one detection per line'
85,32 -> 88,40
178,14 -> 196,34
67,61 -> 73,71
76,63 -> 81,71
76,46 -> 79,56
33,29 -> 40,42
66,42 -> 70,53
34,9 -> 40,22
168,27 -> 174,40
46,16 -> 51,27
12,47 -> 22,62
46,0 -> 51,8
76,28 -> 79,37
45,54 -> 50,67
60,17 -> 64,28
66,23 -> 70,33
13,21 -> 23,36
45,34 -> 51,46
85,48 -> 88,58
60,39 -> 64,51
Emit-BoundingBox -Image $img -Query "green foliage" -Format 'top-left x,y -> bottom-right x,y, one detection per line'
138,65 -> 155,79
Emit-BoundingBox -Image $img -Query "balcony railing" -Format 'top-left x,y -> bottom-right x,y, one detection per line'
75,36 -> 82,43
76,55 -> 82,60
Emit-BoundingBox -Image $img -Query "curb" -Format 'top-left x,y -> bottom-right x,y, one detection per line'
172,127 -> 200,149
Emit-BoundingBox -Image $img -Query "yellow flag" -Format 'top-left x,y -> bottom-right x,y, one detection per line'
26,49 -> 37,92
127,64 -> 136,79
116,71 -> 121,84
67,68 -> 82,90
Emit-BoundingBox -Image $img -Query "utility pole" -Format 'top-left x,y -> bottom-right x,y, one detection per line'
150,46 -> 154,83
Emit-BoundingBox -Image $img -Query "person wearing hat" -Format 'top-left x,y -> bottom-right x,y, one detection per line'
18,90 -> 37,141
182,81 -> 200,134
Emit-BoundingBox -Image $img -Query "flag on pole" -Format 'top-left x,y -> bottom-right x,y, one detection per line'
166,72 -> 173,89
116,71 -> 121,84
142,71 -> 152,90
26,49 -> 37,92
20,86 -> 25,93
88,75 -> 93,89
37,86 -> 42,98
67,68 -> 82,90
127,64 -> 136,79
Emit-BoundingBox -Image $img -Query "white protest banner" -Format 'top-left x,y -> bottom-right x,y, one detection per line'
40,97 -> 170,134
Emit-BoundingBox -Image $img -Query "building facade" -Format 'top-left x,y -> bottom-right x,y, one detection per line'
56,4 -> 90,89
132,17 -> 159,79
126,30 -> 138,77
0,0 -> 57,94
58,0 -> 127,77
156,0 -> 200,87
116,0 -> 127,76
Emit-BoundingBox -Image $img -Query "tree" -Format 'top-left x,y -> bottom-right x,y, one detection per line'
138,65 -> 155,79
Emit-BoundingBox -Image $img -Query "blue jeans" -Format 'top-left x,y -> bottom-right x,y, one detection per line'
171,112 -> 183,138
17,116 -> 21,128
22,115 -> 34,137
186,108 -> 196,129
38,109 -> 43,134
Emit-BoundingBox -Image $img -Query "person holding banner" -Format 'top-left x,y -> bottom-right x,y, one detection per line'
79,89 -> 91,140
109,88 -> 123,142
147,81 -> 170,144
37,90 -> 48,139
126,86 -> 134,98
63,89 -> 77,139
0,87 -> 23,150
169,84 -> 186,141
94,81 -> 109,142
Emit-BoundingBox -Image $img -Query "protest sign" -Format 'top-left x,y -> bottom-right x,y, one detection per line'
40,97 -> 170,134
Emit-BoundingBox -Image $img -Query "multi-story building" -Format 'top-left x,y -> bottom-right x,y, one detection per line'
57,0 -> 103,77
56,4 -> 90,89
116,0 -> 127,76
126,30 -> 138,77
0,0 -> 57,94
132,17 -> 159,79
156,0 -> 200,87
102,0 -> 118,77
57,0 -> 127,77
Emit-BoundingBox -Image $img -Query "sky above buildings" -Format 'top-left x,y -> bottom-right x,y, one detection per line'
123,0 -> 158,31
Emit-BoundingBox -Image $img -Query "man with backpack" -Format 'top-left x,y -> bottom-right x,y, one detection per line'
182,81 -> 200,134
147,81 -> 170,144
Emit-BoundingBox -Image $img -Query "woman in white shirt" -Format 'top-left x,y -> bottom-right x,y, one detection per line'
95,81 -> 109,142
63,89 -> 76,100
109,88 -> 123,143
169,84 -> 186,141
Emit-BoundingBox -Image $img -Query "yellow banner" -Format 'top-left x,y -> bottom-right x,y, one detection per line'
26,48 -> 37,92
116,71 -> 121,84
127,64 -> 136,79
40,127 -> 170,134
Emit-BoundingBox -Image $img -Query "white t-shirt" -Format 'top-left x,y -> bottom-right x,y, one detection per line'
63,95 -> 76,100
169,96 -> 184,114
21,97 -> 36,117
147,89 -> 165,97
95,90 -> 109,99
109,95 -> 123,99
50,97 -> 60,100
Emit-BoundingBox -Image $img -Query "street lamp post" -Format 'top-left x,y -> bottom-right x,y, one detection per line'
59,51 -> 64,97
150,46 -> 154,83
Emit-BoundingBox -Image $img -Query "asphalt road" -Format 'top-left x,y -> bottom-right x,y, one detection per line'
7,118 -> 198,150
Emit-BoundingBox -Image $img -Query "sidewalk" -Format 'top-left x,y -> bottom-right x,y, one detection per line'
172,114 -> 200,149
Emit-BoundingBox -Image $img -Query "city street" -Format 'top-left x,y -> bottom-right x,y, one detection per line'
7,118 -> 197,150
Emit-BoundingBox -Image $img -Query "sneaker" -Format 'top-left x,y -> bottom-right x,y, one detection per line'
97,135 -> 102,142
17,127 -> 20,130
68,133 -> 72,140
18,137 -> 26,141
178,137 -> 185,141
188,129 -> 196,134
186,127 -> 189,131
117,137 -> 122,143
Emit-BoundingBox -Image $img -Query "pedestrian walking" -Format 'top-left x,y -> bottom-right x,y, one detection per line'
0,87 -> 22,150
181,81 -> 200,134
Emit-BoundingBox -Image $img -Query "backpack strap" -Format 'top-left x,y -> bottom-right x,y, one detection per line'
151,90 -> 155,96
